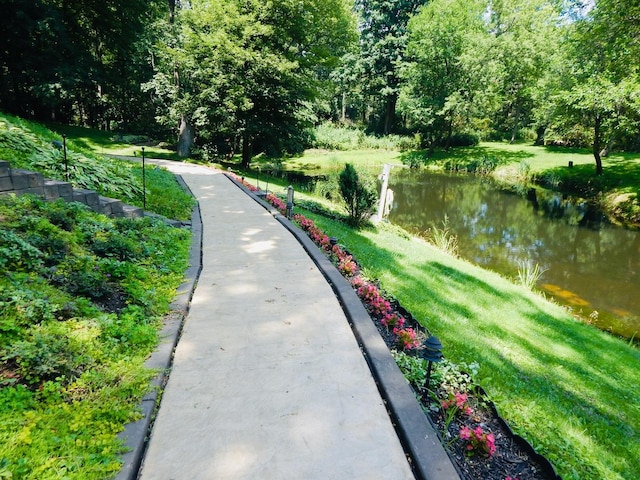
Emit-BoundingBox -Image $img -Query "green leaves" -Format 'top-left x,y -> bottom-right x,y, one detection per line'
146,0 -> 356,161
338,163 -> 377,226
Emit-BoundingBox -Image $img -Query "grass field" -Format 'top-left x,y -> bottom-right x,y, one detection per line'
298,209 -> 640,480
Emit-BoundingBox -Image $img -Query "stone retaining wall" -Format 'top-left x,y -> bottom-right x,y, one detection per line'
0,160 -> 143,219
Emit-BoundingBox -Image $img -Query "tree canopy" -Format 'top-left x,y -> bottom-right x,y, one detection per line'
2,0 -> 640,172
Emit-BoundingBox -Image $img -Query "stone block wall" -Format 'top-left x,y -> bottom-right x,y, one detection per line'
0,160 -> 143,219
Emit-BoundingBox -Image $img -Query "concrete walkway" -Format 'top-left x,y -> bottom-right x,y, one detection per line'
137,163 -> 415,480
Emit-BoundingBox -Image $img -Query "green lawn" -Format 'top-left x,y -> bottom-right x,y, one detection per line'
299,211 -> 640,480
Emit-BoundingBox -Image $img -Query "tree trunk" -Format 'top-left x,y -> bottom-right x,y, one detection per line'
593,116 -> 603,175
444,118 -> 453,151
177,115 -> 194,158
168,0 -> 176,23
510,101 -> 521,143
383,95 -> 397,135
241,133 -> 253,168
341,92 -> 347,123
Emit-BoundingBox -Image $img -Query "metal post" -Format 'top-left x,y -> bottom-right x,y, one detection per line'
141,147 -> 146,210
286,185 -> 294,219
62,134 -> 68,181
422,335 -> 444,404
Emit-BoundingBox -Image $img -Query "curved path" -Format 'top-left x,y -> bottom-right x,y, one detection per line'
137,162 -> 415,479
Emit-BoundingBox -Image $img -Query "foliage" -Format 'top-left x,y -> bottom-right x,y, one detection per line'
0,112 -> 195,221
392,350 -> 426,386
0,0 -> 165,131
354,0 -> 428,134
459,425 -> 496,457
0,193 -> 190,478
312,123 -> 418,151
338,163 -> 377,226
145,0 -> 356,161
302,209 -> 640,480
399,0 -> 488,150
516,260 -> 546,290
424,216 -> 458,257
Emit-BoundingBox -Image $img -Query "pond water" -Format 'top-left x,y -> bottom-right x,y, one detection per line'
387,169 -> 640,340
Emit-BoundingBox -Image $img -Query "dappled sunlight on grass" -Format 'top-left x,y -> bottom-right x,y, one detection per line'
304,210 -> 640,480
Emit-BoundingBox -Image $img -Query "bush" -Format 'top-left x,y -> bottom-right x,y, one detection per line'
338,164 -> 377,226
448,132 -> 480,147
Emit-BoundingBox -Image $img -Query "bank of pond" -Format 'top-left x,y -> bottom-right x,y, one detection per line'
386,169 -> 639,341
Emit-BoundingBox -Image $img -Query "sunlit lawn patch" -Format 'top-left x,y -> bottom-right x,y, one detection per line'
302,210 -> 640,480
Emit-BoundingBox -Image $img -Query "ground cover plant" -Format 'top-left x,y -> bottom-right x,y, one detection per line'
0,113 -> 194,222
0,194 -> 191,479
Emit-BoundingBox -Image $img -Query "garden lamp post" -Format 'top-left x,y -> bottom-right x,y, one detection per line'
62,134 -> 68,181
422,335 -> 443,403
141,147 -> 146,210
286,185 -> 294,219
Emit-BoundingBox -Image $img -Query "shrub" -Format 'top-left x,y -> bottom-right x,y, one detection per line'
338,163 -> 377,226
448,132 -> 480,147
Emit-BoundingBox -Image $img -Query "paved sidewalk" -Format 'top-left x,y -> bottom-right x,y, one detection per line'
137,163 -> 415,480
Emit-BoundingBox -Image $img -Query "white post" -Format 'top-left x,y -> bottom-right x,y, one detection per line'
375,163 -> 391,223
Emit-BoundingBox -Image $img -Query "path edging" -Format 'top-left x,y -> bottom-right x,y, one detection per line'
115,174 -> 203,480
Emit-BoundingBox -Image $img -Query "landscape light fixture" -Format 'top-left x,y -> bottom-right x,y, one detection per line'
286,185 -> 294,219
329,237 -> 338,247
62,134 -> 68,181
141,147 -> 146,210
422,335 -> 444,403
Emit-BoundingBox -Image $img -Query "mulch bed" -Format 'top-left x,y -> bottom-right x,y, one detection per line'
367,297 -> 560,480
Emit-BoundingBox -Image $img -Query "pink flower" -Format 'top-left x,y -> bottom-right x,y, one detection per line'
455,393 -> 468,409
459,426 -> 472,440
393,327 -> 420,350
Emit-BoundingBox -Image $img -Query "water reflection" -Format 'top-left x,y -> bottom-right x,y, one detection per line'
388,170 -> 640,339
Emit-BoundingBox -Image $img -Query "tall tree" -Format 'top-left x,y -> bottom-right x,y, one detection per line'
398,0 -> 489,150
0,0 -> 165,129
354,0 -> 428,134
546,0 -> 640,174
484,0 -> 563,142
146,0 -> 355,162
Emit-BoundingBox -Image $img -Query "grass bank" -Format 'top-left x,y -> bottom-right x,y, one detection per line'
0,113 -> 194,221
298,210 -> 639,480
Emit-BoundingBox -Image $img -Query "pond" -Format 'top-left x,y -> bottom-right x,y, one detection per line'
387,169 -> 640,340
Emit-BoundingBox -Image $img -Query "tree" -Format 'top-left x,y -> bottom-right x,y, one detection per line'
145,0 -> 355,161
545,0 -> 640,174
339,163 -> 377,226
398,0 -> 488,151
0,0 -> 165,129
484,0 -> 563,142
354,0 -> 428,134
552,76 -> 640,175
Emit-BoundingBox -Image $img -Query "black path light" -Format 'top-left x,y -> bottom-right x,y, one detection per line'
422,335 -> 444,403
286,185 -> 294,219
62,134 -> 68,181
141,147 -> 146,210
